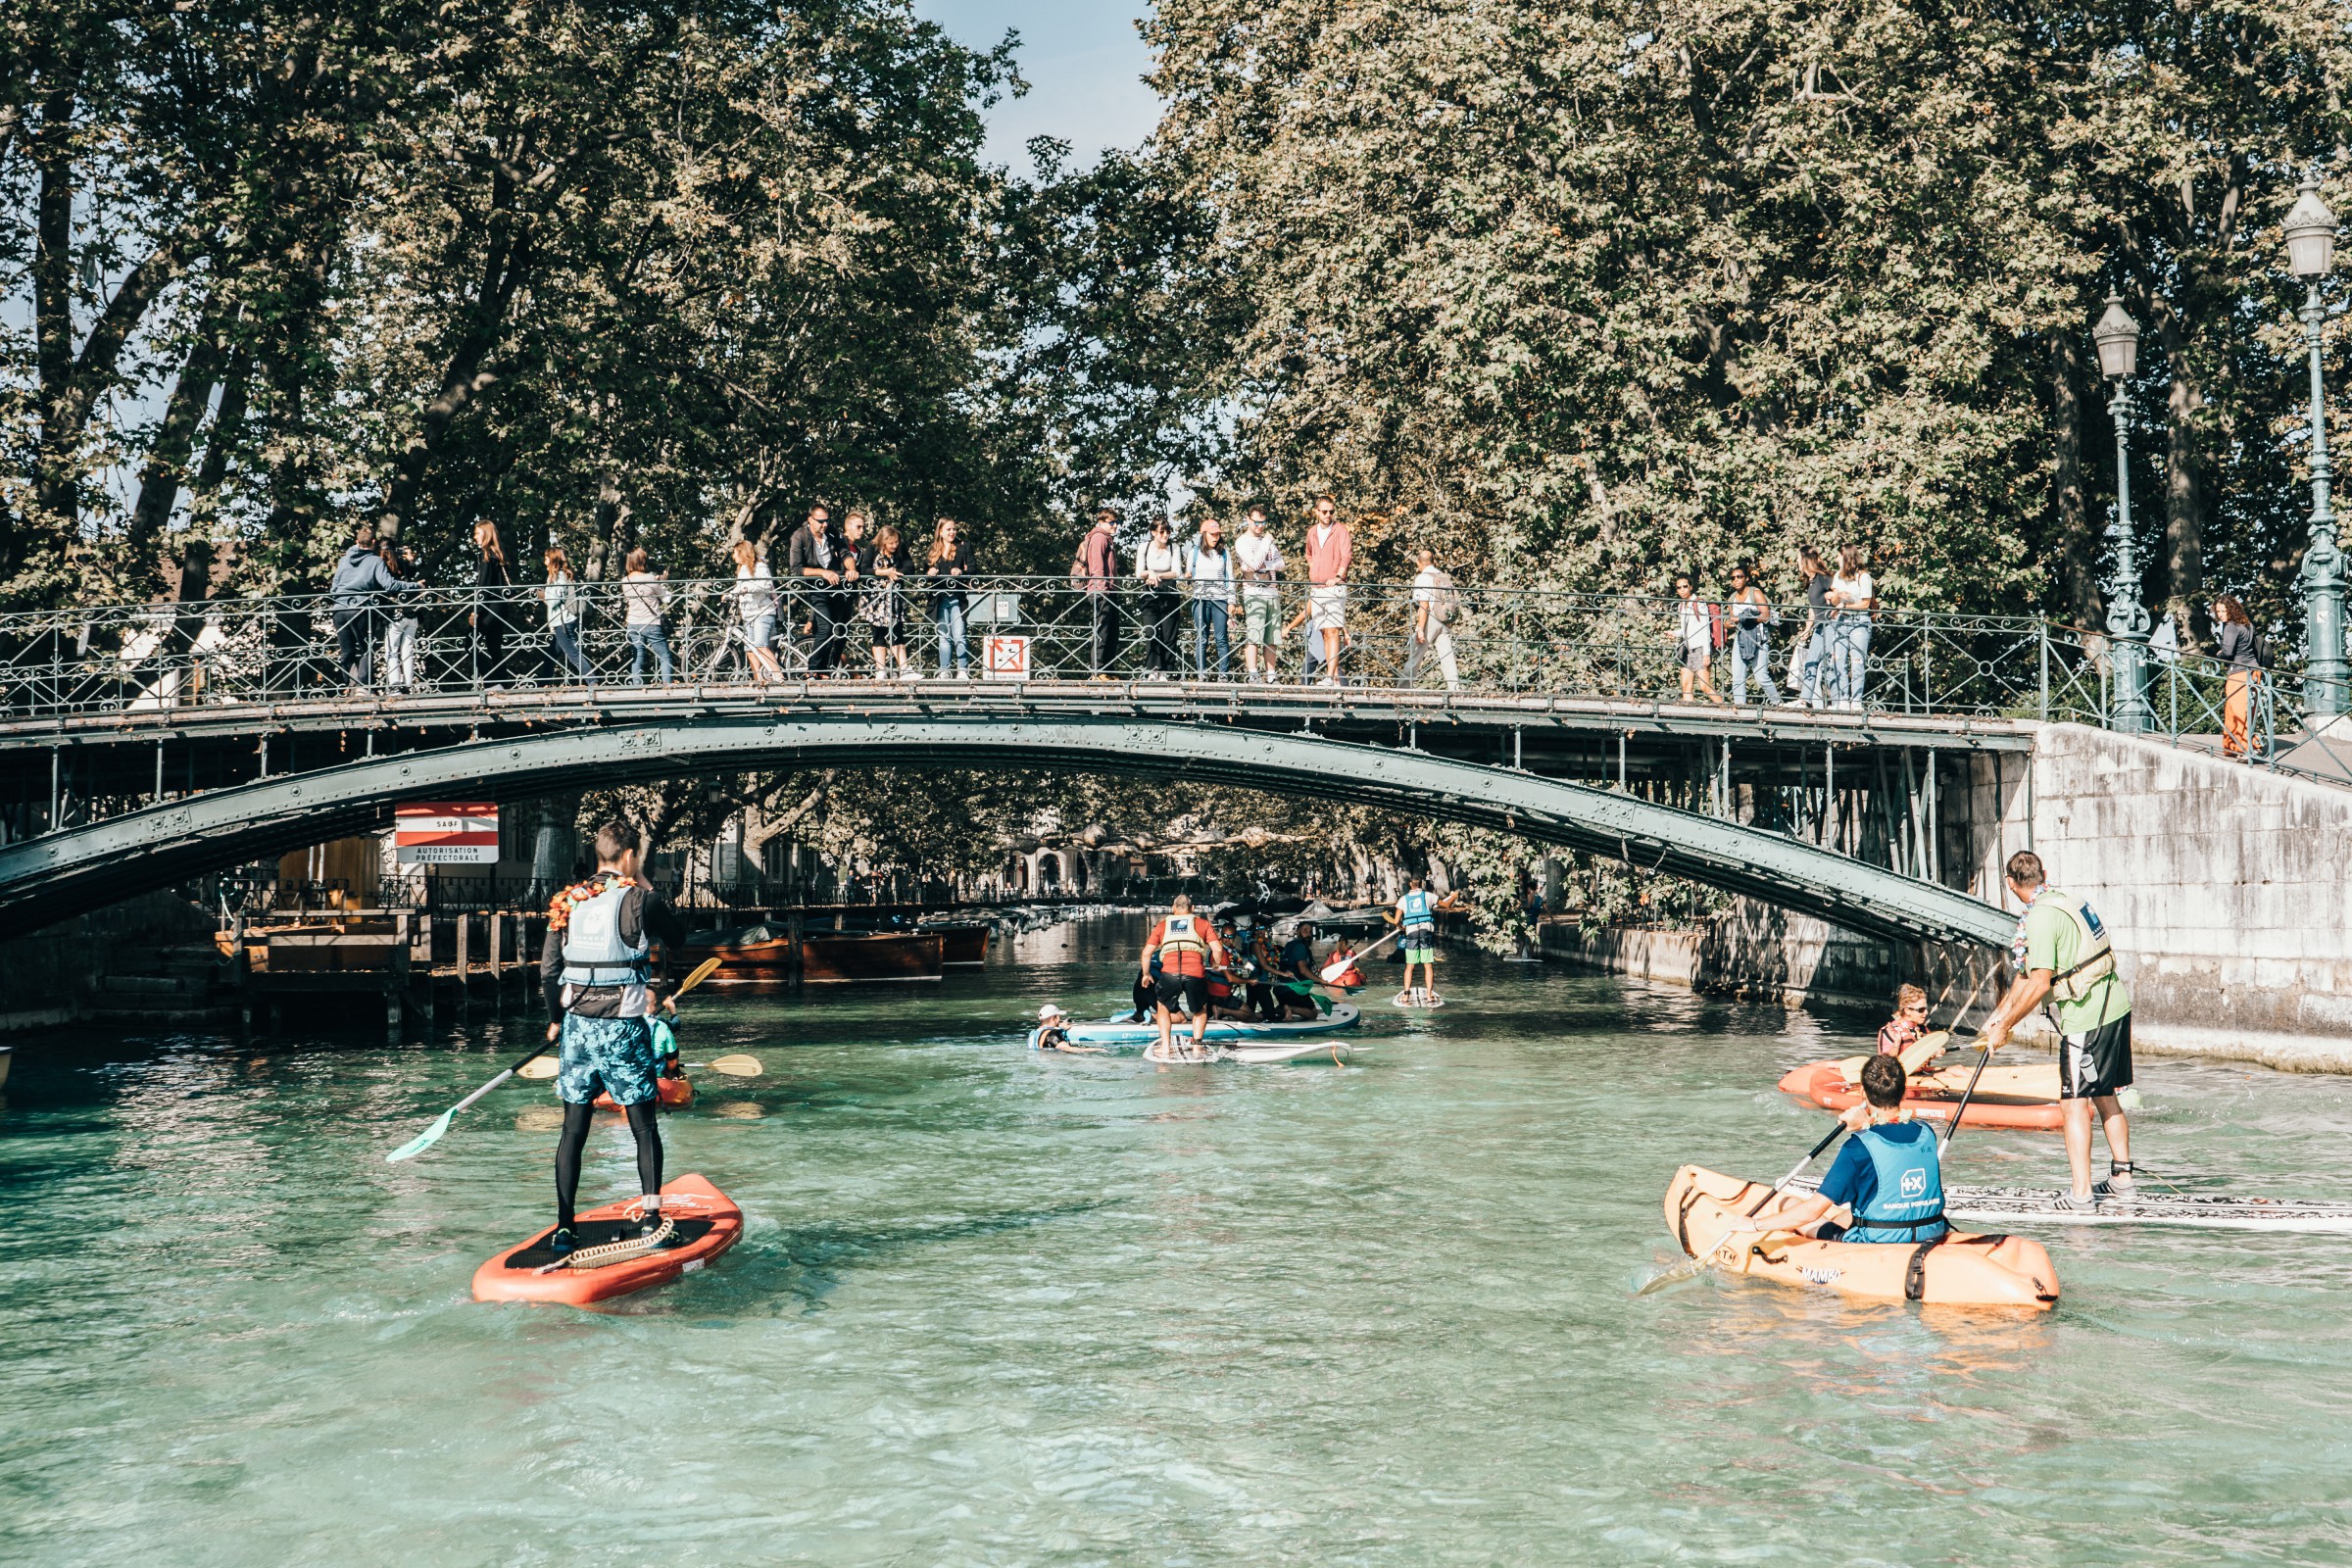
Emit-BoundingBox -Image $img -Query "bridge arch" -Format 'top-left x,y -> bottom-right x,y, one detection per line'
0,714 -> 2012,947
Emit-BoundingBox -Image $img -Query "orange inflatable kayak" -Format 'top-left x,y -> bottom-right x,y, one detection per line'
1778,1057 -> 2064,1132
471,1173 -> 742,1305
592,1075 -> 694,1112
1665,1165 -> 2060,1310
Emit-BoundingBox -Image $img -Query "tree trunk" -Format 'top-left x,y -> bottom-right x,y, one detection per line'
2050,329 -> 2100,630
2161,319 -> 2206,649
124,302 -> 232,578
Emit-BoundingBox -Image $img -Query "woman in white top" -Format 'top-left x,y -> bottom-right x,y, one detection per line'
622,547 -> 673,684
1184,517 -> 1237,679
1134,518 -> 1183,677
1826,545 -> 1876,710
1671,570 -> 1719,703
543,546 -> 590,686
730,539 -> 783,682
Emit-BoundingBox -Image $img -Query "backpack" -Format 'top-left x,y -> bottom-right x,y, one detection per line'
1426,570 -> 1461,625
1707,603 -> 1726,650
2252,627 -> 2275,672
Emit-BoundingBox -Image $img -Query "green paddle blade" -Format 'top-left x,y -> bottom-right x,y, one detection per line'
386,1110 -> 455,1163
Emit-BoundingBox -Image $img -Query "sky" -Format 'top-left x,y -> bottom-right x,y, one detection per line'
910,2 -> 1162,173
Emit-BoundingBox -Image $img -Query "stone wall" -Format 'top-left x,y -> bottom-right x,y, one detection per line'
0,890 -> 220,1035
1547,722 -> 2352,1072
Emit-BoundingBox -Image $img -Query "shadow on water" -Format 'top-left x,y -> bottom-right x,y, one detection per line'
720,1198 -> 1125,1313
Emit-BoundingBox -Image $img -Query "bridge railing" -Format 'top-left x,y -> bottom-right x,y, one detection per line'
0,577 -> 2083,720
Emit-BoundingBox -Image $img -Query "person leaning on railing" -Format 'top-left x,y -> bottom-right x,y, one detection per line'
786,503 -> 843,676
1184,517 -> 1237,678
1135,518 -> 1183,678
2213,594 -> 2265,760
380,537 -> 423,691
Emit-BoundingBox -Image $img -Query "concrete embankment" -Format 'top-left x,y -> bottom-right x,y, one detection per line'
1530,722 -> 2352,1075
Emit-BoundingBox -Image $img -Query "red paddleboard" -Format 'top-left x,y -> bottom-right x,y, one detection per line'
592,1075 -> 695,1112
1777,1060 -> 2064,1132
471,1173 -> 742,1305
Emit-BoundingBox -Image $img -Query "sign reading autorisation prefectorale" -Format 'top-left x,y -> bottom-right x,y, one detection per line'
394,803 -> 501,864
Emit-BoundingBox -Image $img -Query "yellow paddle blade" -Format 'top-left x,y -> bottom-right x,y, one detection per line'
697,1054 -> 762,1077
515,1054 -> 559,1080
673,956 -> 725,1001
1897,1031 -> 1949,1075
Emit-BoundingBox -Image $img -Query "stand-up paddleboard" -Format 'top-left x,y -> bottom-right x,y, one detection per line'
1791,1176 -> 2352,1234
1217,1037 -> 1349,1064
1392,990 -> 1445,1009
1039,1002 -> 1359,1050
592,1076 -> 695,1112
471,1174 -> 742,1305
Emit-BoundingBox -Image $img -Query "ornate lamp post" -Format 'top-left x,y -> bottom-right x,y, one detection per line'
2092,293 -> 2153,732
2285,174 -> 2345,719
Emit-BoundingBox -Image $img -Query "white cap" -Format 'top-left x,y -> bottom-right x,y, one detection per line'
1038,1004 -> 1064,1020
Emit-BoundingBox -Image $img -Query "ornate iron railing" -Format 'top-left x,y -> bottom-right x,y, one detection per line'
0,576 -> 2342,785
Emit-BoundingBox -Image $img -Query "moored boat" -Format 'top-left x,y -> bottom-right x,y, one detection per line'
679,925 -> 946,986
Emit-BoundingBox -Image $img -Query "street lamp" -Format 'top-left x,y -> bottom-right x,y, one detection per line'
2092,292 -> 2154,733
2286,173 -> 2345,718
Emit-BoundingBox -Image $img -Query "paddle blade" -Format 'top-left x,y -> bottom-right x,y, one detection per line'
698,1054 -> 763,1077
515,1055 -> 559,1080
385,1110 -> 455,1163
1635,1253 -> 1713,1295
674,956 -> 724,1000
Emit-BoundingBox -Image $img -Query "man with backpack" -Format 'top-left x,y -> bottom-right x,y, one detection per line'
1073,509 -> 1123,678
1404,547 -> 1462,690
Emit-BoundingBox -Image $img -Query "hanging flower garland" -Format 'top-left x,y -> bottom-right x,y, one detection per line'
548,873 -> 637,933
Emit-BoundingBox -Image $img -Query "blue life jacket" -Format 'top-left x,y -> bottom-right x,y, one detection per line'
1842,1121 -> 1947,1244
1399,890 -> 1436,932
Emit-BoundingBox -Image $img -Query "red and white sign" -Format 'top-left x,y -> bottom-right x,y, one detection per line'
394,802 -> 501,864
982,634 -> 1032,682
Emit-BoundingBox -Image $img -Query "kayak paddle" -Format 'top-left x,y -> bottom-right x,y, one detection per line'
1323,929 -> 1397,983
1637,1121 -> 1846,1295
516,1051 -> 762,1080
386,1042 -> 564,1163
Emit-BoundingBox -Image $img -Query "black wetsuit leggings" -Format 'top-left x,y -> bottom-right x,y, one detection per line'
554,1099 -> 663,1229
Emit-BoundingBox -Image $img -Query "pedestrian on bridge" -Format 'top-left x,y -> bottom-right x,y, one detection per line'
1826,546 -> 1876,710
470,521 -> 519,689
1305,496 -> 1351,686
378,536 -> 424,692
1234,506 -> 1285,681
543,547 -> 591,687
1135,518 -> 1183,677
1185,517 -> 1236,678
1977,851 -> 2136,1210
926,518 -> 975,678
1672,572 -> 1720,704
1074,509 -> 1124,677
787,504 -> 845,676
729,540 -> 783,684
1727,564 -> 1781,707
622,548 -> 673,684
2214,595 -> 2264,760
330,524 -> 420,694
1792,547 -> 1832,708
1404,547 -> 1461,691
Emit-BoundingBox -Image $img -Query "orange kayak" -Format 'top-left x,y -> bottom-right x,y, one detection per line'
592,1075 -> 694,1112
1778,1058 -> 2064,1132
471,1173 -> 742,1305
1665,1165 -> 2059,1309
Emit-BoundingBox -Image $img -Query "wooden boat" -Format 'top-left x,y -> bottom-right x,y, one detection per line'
678,925 -> 945,986
923,921 -> 991,966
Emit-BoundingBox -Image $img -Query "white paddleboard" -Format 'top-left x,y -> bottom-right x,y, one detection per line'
1058,1002 -> 1360,1048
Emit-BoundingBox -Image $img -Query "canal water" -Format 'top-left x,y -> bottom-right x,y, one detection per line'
4,917 -> 2351,1565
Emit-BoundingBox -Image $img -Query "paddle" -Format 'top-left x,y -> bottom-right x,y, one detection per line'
1323,928 -> 1397,982
1936,1027 -> 1994,1152
386,1042 -> 564,1163
1637,1120 -> 1848,1295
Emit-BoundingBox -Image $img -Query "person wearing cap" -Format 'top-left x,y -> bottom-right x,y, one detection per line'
1233,506 -> 1286,682
1032,1004 -> 1103,1054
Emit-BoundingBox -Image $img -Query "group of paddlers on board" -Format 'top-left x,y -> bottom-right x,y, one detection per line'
1662,848 -> 2190,1309
1030,879 -> 1464,1062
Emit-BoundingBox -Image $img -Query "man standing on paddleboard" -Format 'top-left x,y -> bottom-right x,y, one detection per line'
539,820 -> 691,1254
1977,851 -> 2135,1210
1142,895 -> 1224,1062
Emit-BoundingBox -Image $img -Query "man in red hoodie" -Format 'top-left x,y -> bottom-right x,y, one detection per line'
1304,495 -> 1352,685
1073,509 -> 1122,677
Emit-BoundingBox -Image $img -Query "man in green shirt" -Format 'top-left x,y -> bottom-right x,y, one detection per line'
1980,850 -> 2135,1208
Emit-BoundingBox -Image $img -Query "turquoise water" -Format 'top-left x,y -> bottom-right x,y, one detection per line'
5,916 -> 2352,1565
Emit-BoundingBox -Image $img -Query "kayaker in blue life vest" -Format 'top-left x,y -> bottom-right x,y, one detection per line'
1388,876 -> 1463,1005
537,819 -> 690,1255
1732,1055 -> 1948,1245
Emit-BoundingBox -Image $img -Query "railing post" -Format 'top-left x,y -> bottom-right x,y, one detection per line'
2037,624 -> 2049,720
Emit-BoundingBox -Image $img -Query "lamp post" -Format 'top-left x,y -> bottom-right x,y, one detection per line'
2092,292 -> 2153,732
2285,173 -> 2345,719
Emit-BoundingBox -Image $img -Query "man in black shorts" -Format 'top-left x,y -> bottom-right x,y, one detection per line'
1979,851 -> 2135,1208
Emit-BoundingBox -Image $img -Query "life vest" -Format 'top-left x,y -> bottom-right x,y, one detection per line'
1399,890 -> 1436,936
1842,1122 -> 1947,1245
1154,913 -> 1209,978
562,879 -> 652,1013
1876,1018 -> 1921,1056
2011,888 -> 2118,1005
